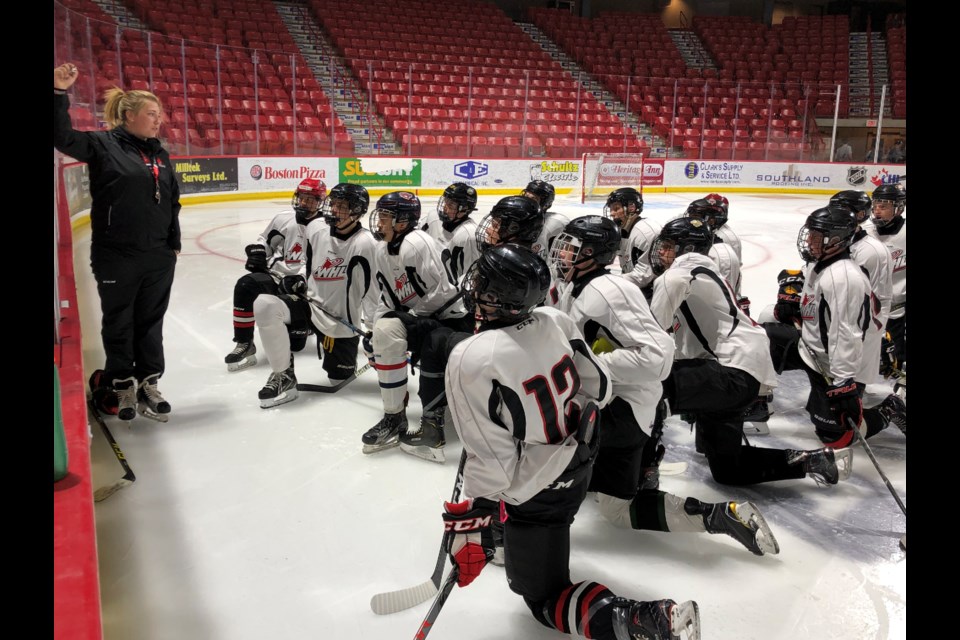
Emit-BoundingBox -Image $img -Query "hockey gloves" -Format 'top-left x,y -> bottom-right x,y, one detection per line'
442,497 -> 498,587
244,244 -> 268,273
279,274 -> 307,296
825,378 -> 863,431
773,269 -> 804,325
737,296 -> 751,317
880,331 -> 899,378
361,332 -> 375,364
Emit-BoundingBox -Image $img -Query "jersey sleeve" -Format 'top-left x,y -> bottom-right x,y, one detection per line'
649,269 -> 691,332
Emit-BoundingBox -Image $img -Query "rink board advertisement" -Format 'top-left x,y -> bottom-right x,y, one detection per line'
339,157 -> 422,186
63,162 -> 92,215
237,158 -> 338,192
420,158 -> 582,191
173,157 -> 239,194
664,161 -> 906,191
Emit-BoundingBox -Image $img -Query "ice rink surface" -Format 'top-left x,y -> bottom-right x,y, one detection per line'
77,191 -> 906,640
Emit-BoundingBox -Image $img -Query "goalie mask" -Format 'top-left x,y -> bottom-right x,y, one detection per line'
462,243 -> 550,326
437,182 -> 478,223
797,205 -> 857,262
870,183 -> 906,229
650,217 -> 714,274
829,190 -> 872,224
550,215 -> 621,282
476,196 -> 545,252
369,191 -> 421,242
604,188 -> 644,233
521,180 -> 556,213
322,183 -> 369,229
292,178 -> 327,225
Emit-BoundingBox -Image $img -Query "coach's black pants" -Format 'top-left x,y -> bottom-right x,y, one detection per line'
92,246 -> 176,383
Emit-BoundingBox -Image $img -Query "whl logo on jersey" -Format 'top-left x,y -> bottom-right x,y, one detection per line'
312,256 -> 347,281
285,242 -> 305,264
800,293 -> 816,320
393,273 -> 418,305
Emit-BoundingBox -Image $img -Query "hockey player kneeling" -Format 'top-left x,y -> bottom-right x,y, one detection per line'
649,217 -> 852,487
443,244 -> 702,640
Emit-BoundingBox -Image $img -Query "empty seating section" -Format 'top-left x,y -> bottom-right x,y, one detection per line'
886,14 -> 905,119
59,0 -> 353,155
57,1 -> 903,160
312,0 -> 644,158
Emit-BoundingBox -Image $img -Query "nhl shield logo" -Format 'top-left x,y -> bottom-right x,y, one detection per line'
847,166 -> 867,186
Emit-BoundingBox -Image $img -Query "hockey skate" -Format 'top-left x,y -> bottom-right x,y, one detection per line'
258,361 -> 298,408
137,374 -> 171,422
225,341 -> 257,372
704,501 -> 780,556
786,447 -> 853,486
362,411 -> 407,454
742,397 -> 772,435
112,377 -> 138,422
878,393 -> 906,436
611,597 -> 701,640
399,409 -> 446,463
89,369 -> 119,416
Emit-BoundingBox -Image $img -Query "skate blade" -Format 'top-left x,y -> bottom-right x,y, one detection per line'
834,447 -> 854,481
362,440 -> 400,454
259,389 -> 298,409
743,422 -> 770,435
399,442 -> 446,463
137,406 -> 169,422
670,600 -> 701,640
227,355 -> 257,372
734,502 -> 780,556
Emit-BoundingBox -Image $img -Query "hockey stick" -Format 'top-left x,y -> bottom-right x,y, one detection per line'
797,339 -> 906,516
88,399 -> 136,502
297,360 -> 374,393
370,448 -> 467,615
412,566 -> 460,640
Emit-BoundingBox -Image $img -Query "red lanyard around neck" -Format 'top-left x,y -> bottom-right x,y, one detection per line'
138,150 -> 161,204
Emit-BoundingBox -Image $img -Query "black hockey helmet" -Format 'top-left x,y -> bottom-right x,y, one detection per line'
550,215 -> 621,281
829,190 -> 872,224
476,195 -> 545,252
521,180 -> 556,213
437,182 -> 478,222
292,178 -> 327,225
462,243 -> 551,325
685,198 -> 727,231
603,187 -> 644,231
871,183 -> 906,228
650,217 -> 714,274
323,182 -> 369,227
369,191 -> 421,241
797,205 -> 857,262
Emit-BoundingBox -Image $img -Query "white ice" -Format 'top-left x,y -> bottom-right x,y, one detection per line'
77,192 -> 906,640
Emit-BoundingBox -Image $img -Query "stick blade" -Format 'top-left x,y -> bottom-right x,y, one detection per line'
659,461 -> 688,476
94,478 -> 133,502
370,580 -> 438,615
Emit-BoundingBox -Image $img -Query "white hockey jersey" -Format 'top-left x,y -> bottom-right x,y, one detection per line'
532,210 -> 574,259
257,211 -> 308,276
446,306 -> 612,505
422,216 -> 480,285
548,270 -> 674,428
708,241 -> 742,297
615,217 -> 661,275
714,224 -> 742,261
372,230 -> 467,322
650,252 -> 777,387
797,253 -> 873,383
866,217 -> 906,320
303,220 -> 379,338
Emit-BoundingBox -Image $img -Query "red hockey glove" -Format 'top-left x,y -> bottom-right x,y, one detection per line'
442,498 -> 497,587
826,378 -> 863,432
